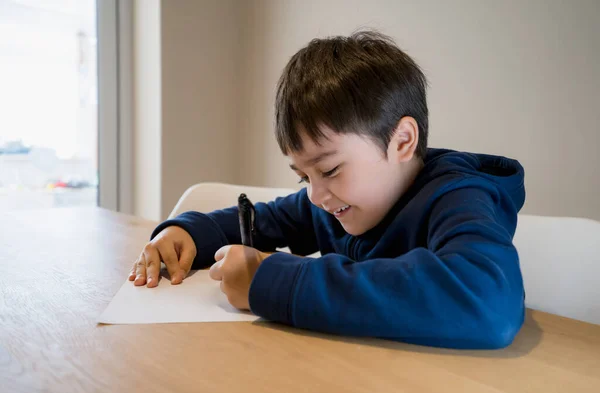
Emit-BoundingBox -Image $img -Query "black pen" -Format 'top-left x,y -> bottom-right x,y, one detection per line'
238,193 -> 256,247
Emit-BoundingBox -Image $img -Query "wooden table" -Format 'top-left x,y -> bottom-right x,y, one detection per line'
1,207 -> 599,393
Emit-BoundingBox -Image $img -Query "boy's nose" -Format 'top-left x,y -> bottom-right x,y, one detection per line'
307,182 -> 331,207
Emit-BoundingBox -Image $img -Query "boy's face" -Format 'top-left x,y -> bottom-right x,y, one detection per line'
288,123 -> 421,236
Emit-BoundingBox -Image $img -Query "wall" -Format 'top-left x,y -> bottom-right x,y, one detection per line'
135,0 -> 600,221
133,0 -> 242,220
160,0 -> 242,219
133,0 -> 161,221
238,0 -> 600,220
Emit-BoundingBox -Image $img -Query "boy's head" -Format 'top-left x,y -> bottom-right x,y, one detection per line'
275,31 -> 428,236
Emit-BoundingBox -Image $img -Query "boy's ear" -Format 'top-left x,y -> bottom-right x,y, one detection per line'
388,116 -> 419,163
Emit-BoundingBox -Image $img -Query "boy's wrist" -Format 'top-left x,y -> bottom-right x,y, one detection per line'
248,252 -> 309,325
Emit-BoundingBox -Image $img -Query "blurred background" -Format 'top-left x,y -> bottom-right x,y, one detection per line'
0,0 -> 97,211
1,0 -> 598,222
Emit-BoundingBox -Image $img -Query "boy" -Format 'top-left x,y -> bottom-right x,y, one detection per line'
129,31 -> 526,349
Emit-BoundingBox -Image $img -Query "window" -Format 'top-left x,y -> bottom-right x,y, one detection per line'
0,0 -> 99,211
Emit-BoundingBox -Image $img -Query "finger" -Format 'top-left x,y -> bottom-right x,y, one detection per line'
178,246 -> 196,278
128,261 -> 137,281
214,245 -> 231,262
209,259 -> 224,281
143,246 -> 161,288
134,257 -> 147,286
157,241 -> 183,284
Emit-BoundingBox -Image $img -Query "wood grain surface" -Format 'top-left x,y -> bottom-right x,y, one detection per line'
1,207 -> 599,393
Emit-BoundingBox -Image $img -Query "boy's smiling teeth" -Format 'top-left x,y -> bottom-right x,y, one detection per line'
334,205 -> 351,214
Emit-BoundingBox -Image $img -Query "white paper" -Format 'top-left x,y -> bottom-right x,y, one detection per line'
98,270 -> 260,324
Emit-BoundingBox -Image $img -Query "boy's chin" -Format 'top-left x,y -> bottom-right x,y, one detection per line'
342,223 -> 366,237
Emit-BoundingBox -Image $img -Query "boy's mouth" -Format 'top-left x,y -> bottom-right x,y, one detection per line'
333,205 -> 351,217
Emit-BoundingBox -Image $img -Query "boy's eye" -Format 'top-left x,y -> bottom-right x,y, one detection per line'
297,166 -> 339,184
322,166 -> 339,177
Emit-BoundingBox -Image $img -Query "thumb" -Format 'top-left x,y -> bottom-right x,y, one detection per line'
209,259 -> 224,281
214,245 -> 231,262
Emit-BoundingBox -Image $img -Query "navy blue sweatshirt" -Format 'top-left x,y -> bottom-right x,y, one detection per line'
152,148 -> 526,349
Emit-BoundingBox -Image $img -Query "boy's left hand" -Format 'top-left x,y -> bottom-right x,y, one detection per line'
209,245 -> 271,310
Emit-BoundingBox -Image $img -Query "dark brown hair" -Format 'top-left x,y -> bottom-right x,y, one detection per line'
275,30 -> 428,158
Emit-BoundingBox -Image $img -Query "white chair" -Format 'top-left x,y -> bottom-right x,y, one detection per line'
514,214 -> 600,325
169,182 -> 302,255
168,182 -> 297,218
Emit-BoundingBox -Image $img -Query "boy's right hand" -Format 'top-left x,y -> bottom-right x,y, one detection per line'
128,226 -> 196,288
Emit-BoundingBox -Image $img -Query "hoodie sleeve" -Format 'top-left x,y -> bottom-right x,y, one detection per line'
150,188 -> 319,269
248,185 -> 525,349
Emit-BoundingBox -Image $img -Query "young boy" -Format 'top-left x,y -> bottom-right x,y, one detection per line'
129,31 -> 526,350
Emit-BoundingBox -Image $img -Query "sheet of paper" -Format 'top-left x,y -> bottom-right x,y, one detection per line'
98,270 -> 260,324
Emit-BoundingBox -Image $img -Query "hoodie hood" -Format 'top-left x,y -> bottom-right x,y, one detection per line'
422,148 -> 526,211
355,148 -> 526,243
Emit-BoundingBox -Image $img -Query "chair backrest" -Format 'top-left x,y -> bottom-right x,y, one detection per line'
168,182 -> 297,219
514,214 -> 600,325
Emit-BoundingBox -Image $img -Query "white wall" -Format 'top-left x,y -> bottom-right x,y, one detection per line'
133,0 -> 161,221
135,0 -> 600,221
160,0 -> 242,219
133,0 -> 242,220
238,0 -> 600,220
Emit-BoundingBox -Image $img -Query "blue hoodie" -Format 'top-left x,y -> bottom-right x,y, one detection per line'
152,148 -> 526,349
